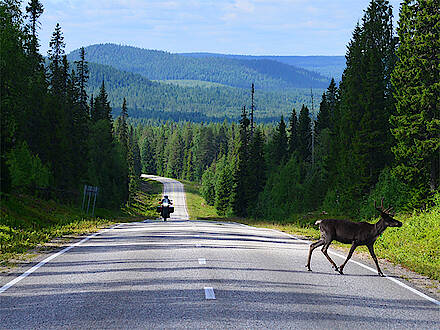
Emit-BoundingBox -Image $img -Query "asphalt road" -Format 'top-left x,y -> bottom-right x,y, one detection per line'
1,176 -> 439,329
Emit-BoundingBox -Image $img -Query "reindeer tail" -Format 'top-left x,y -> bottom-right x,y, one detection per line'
315,220 -> 322,226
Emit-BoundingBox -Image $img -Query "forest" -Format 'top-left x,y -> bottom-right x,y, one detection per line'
1,0 -> 141,209
131,0 -> 439,220
85,61 -> 323,123
67,44 -> 330,90
1,0 -> 439,222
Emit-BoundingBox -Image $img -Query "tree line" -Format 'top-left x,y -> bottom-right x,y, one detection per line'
1,0 -> 141,208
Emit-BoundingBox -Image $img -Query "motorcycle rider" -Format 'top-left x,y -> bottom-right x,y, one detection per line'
161,195 -> 172,205
160,195 -> 173,221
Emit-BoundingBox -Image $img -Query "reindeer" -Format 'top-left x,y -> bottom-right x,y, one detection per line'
306,199 -> 402,276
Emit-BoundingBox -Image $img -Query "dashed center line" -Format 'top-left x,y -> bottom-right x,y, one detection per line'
204,287 -> 216,300
198,258 -> 206,265
195,243 -> 202,247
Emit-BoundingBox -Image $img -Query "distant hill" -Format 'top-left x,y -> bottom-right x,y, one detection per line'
86,62 -> 323,123
179,53 -> 346,81
68,44 -> 331,90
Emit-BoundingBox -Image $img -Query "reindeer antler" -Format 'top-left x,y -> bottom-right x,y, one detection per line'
374,198 -> 394,215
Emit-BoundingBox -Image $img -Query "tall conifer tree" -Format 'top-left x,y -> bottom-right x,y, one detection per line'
297,105 -> 312,162
391,0 -> 440,203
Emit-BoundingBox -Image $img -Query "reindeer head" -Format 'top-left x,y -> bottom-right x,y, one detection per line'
375,198 -> 402,228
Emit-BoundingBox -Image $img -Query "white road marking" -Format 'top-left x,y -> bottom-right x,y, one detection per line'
195,243 -> 202,247
198,258 -> 206,265
204,287 -> 216,300
0,225 -> 121,294
272,228 -> 440,306
329,250 -> 440,306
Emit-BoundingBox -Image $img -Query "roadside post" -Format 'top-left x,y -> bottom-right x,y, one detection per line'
82,185 -> 99,216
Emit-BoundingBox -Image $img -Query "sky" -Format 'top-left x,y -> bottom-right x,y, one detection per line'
32,0 -> 403,56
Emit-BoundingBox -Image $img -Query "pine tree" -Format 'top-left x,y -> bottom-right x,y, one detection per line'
247,128 -> 266,211
297,105 -> 312,162
288,108 -> 298,156
117,98 -> 129,159
92,81 -> 112,123
25,0 -> 44,67
47,23 -> 65,95
329,0 -> 396,213
271,115 -> 288,165
391,0 -> 440,203
25,0 -> 43,39
74,47 -> 89,113
230,106 -> 250,216
215,156 -> 234,215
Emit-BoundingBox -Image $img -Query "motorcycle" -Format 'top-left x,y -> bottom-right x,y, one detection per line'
156,199 -> 174,221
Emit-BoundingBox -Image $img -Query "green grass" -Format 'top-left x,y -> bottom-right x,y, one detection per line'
0,179 -> 162,266
375,207 -> 440,280
181,180 -> 225,220
181,181 -> 440,281
121,179 -> 163,219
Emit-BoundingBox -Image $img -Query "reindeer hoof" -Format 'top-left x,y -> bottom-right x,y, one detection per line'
305,265 -> 312,272
378,272 -> 385,277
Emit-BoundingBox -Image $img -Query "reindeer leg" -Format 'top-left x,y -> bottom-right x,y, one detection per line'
306,239 -> 325,271
321,242 -> 340,273
339,242 -> 358,274
367,244 -> 384,277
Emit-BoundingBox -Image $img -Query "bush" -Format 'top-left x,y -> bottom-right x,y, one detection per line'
359,168 -> 410,219
6,141 -> 51,191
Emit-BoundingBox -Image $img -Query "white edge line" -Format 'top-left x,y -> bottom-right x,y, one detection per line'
269,228 -> 440,307
0,224 -> 121,294
204,287 -> 216,300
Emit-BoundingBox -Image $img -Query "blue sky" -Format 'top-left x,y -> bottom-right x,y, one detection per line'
33,0 -> 402,56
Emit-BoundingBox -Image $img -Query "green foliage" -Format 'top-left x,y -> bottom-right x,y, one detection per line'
359,168 -> 411,219
6,141 -> 51,191
88,120 -> 127,208
390,0 -> 440,204
201,164 -> 216,206
214,156 -> 234,216
375,204 -> 440,280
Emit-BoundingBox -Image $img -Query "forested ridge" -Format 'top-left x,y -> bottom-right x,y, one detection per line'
68,43 -> 330,90
180,53 -> 346,81
86,61 -> 323,123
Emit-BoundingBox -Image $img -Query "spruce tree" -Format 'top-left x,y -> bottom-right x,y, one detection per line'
271,116 -> 288,165
26,0 -> 43,39
74,47 -> 89,113
297,105 -> 312,162
230,106 -> 250,216
117,98 -> 129,159
247,128 -> 266,211
391,0 -> 440,203
47,23 -> 65,95
288,108 -> 298,156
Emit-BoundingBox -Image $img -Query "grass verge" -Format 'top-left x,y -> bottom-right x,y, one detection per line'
0,178 -> 162,267
181,180 -> 224,220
